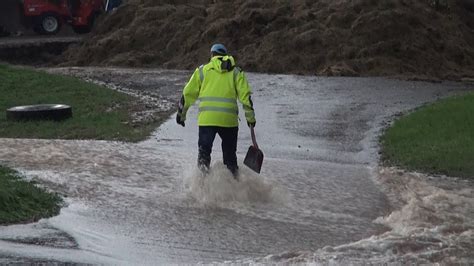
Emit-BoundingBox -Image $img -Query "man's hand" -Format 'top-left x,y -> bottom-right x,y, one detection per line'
247,121 -> 256,128
176,113 -> 185,127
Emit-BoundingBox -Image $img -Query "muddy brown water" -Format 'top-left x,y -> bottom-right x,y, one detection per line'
0,68 -> 473,264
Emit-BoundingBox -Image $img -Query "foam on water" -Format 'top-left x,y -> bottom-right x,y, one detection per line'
245,168 -> 474,264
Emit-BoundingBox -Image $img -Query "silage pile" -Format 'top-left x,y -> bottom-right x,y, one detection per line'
62,0 -> 474,79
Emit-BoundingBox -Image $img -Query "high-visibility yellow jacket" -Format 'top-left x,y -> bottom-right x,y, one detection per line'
178,55 -> 256,127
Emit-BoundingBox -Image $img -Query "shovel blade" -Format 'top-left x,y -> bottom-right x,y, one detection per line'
244,145 -> 264,173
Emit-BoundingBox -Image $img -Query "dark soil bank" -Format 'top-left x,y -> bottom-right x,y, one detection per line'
62,0 -> 474,80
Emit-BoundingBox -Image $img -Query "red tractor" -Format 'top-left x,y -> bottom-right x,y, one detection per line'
20,0 -> 104,35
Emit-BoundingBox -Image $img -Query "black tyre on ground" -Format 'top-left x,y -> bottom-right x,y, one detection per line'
6,104 -> 72,121
38,13 -> 61,35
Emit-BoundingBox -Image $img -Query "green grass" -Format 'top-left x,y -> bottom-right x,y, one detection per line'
0,64 -> 156,142
0,166 -> 62,225
381,92 -> 474,179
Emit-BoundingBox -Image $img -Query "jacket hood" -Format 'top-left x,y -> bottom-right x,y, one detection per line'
210,55 -> 236,73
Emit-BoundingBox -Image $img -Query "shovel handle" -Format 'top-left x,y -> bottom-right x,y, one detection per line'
250,126 -> 259,149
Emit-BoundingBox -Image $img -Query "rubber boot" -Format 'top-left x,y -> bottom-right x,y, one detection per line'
227,164 -> 239,180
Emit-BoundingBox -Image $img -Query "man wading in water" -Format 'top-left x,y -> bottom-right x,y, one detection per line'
176,44 -> 257,178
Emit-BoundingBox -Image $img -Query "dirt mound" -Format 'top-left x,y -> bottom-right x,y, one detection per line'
62,0 -> 474,79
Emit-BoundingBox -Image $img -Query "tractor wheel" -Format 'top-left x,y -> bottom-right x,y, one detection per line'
39,13 -> 61,35
6,104 -> 72,121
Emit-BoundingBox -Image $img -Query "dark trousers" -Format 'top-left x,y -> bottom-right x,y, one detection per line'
198,126 -> 238,174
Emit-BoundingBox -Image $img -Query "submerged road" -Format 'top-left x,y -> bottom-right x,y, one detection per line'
0,68 -> 472,264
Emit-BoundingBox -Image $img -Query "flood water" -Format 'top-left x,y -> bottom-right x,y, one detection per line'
0,68 -> 473,264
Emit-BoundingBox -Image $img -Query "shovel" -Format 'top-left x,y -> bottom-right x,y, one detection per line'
243,126 -> 264,173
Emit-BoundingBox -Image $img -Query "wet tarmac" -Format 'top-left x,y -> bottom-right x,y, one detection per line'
0,68 -> 473,264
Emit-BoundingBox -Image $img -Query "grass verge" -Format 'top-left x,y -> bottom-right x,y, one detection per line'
381,92 -> 474,179
0,64 -> 157,142
0,166 -> 62,225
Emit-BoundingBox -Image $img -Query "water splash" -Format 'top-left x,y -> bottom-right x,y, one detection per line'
183,162 -> 286,207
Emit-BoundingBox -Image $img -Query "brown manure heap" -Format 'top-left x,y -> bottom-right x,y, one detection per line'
62,0 -> 474,80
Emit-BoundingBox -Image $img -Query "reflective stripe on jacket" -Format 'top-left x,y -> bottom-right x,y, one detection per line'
180,55 -> 256,127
